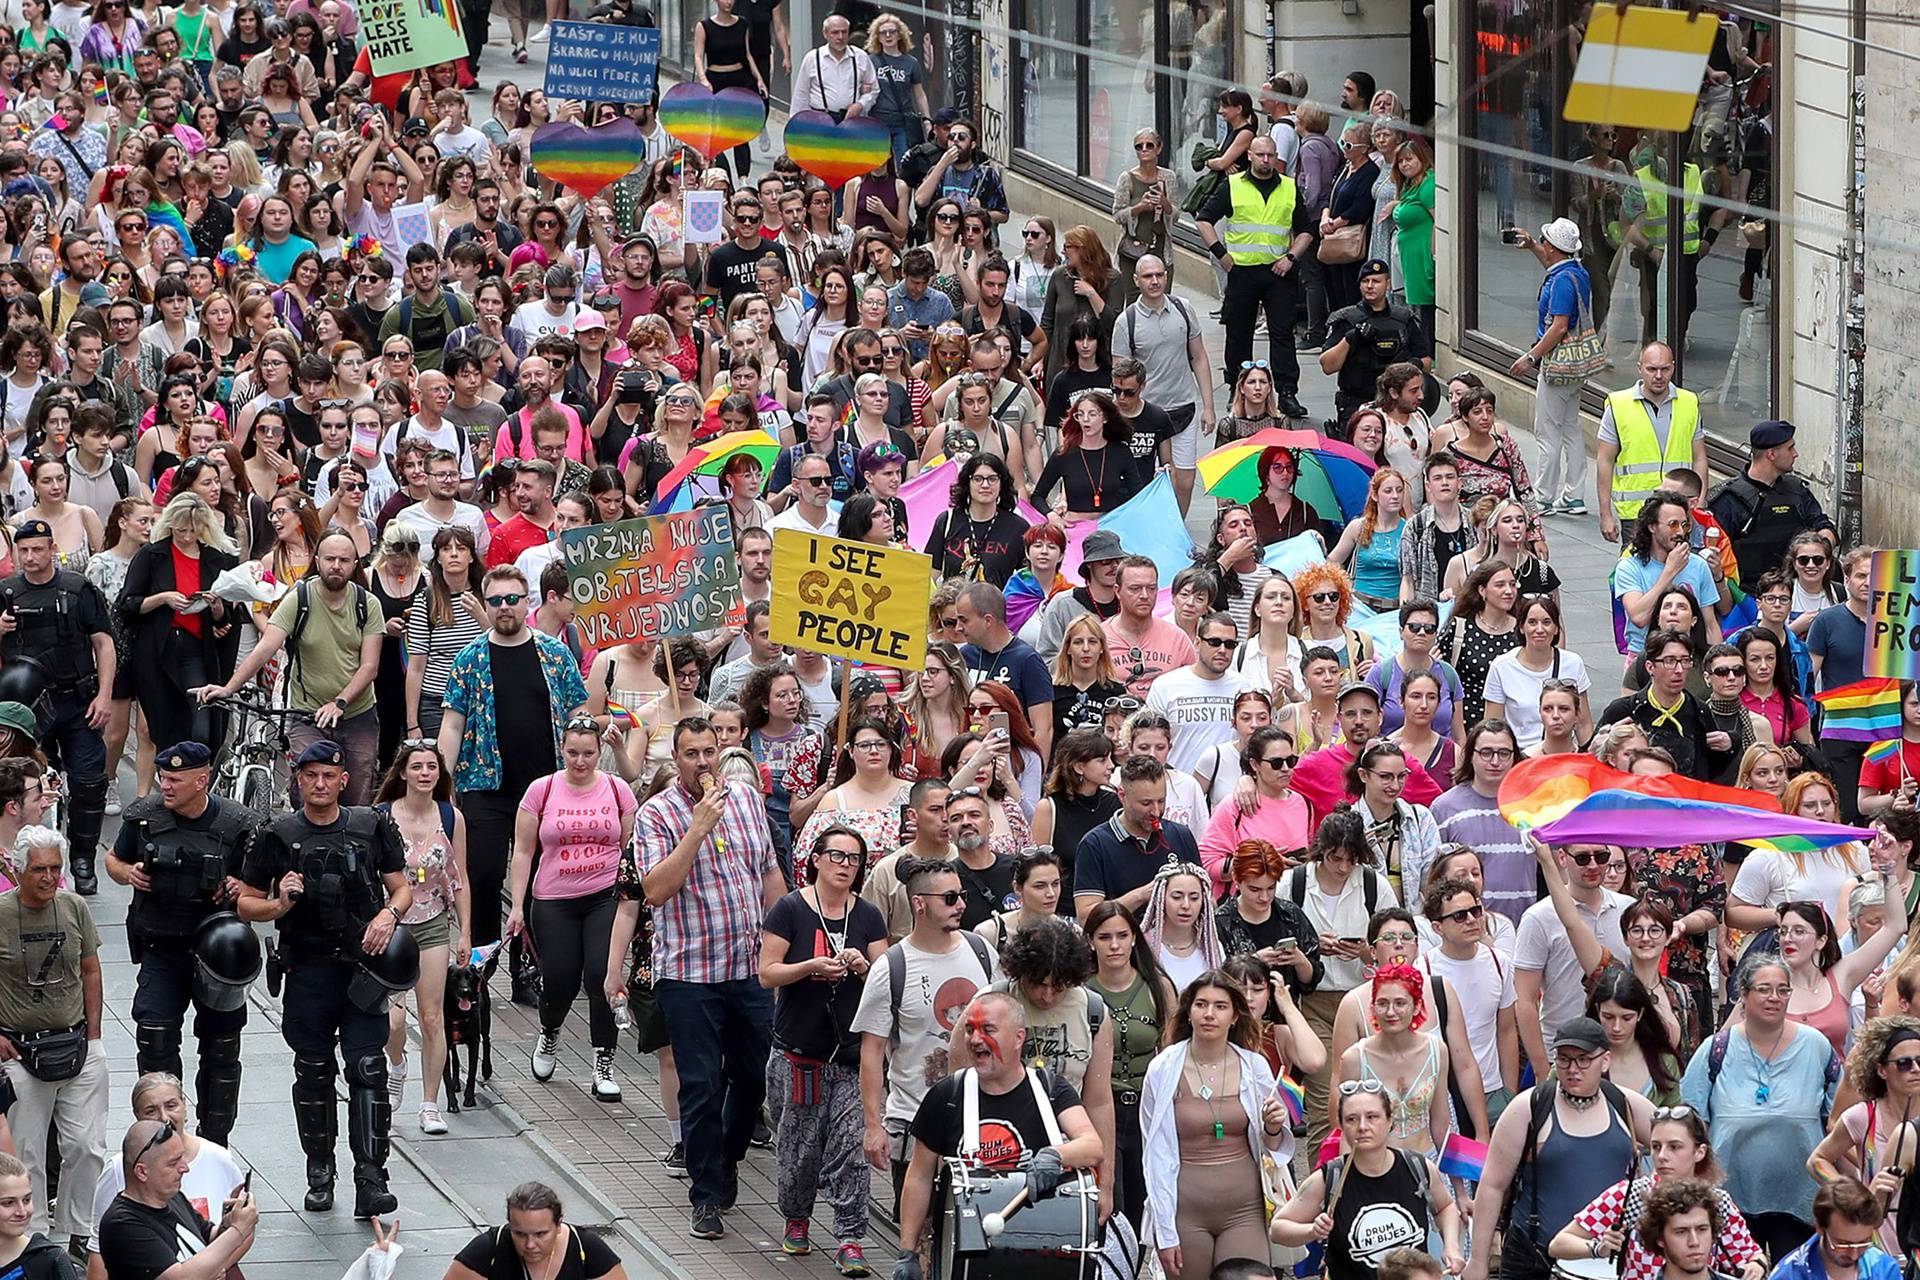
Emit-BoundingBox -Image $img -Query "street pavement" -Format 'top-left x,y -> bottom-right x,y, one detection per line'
72,25 -> 1645,1280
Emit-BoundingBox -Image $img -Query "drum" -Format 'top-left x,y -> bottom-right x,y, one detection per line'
932,1157 -> 1097,1280
1552,1255 -> 1622,1280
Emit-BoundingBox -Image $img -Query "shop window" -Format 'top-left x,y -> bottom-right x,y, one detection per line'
1011,0 -> 1083,174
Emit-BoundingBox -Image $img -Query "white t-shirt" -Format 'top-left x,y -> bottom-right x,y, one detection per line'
1145,666 -> 1250,773
391,500 -> 491,562
89,1139 -> 245,1251
850,935 -> 1002,1127
1420,945 -> 1515,1091
1730,846 -> 1867,926
434,124 -> 492,169
1163,768 -> 1210,834
382,418 -> 475,478
1482,648 -> 1592,748
797,665 -> 839,725
769,503 -> 840,538
510,299 -> 580,342
517,539 -> 561,588
1514,890 -> 1633,1051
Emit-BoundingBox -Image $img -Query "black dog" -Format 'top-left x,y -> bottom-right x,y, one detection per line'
442,962 -> 491,1111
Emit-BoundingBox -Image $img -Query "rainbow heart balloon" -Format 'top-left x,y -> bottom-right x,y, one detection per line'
658,84 -> 766,160
529,120 -> 648,200
783,110 -> 892,189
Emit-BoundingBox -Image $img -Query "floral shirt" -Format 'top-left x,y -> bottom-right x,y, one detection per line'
1451,428 -> 1545,552
441,631 -> 589,793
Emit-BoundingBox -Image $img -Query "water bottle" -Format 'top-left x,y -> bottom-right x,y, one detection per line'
612,990 -> 632,1031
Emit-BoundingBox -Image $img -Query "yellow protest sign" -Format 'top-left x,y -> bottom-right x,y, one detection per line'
769,530 -> 929,672
1564,5 -> 1716,132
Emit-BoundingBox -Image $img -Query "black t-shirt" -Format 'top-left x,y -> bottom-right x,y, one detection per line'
954,853 -> 1016,929
1052,680 -> 1128,741
925,509 -> 1029,585
764,889 -> 886,1065
284,398 -> 321,450
705,238 -> 789,310
490,639 -> 551,797
1118,403 -> 1177,465
1428,517 -> 1468,587
910,1068 -> 1082,1168
98,1193 -> 211,1280
962,302 -> 1040,361
451,1224 -> 623,1280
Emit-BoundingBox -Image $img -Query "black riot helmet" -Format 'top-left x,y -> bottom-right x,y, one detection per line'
348,926 -> 420,1013
192,912 -> 263,1012
0,654 -> 48,709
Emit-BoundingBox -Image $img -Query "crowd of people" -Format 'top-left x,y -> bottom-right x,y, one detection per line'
0,3 -> 1887,1280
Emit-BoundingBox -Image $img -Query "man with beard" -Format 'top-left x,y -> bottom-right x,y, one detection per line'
391,448 -> 489,563
853,859 -> 1000,1212
444,180 -> 523,260
893,992 -> 1100,1280
947,788 -> 1012,930
195,531 -> 384,803
1030,531 -> 1126,662
438,566 -> 588,1002
1289,683 -> 1441,828
485,459 -> 560,569
495,357 -> 587,464
909,118 -> 1008,244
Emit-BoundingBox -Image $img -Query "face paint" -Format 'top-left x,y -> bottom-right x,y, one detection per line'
966,1006 -> 1002,1061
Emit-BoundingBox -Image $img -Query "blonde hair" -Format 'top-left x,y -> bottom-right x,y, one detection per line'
151,492 -> 236,554
864,14 -> 913,52
224,140 -> 263,191
1296,103 -> 1331,134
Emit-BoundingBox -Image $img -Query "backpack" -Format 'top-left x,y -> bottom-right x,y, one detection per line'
883,932 -> 993,1045
1497,1078 -> 1636,1236
1705,1024 -> 1842,1130
1320,1145 -> 1430,1209
1123,294 -> 1197,355
1287,863 -> 1380,919
1426,966 -> 1498,1141
285,578 -> 371,700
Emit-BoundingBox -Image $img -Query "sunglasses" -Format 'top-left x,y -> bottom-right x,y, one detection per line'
340,480 -> 368,492
1309,591 -> 1340,604
1651,1105 -> 1698,1121
1709,665 -> 1744,678
1338,1080 -> 1386,1097
1567,851 -> 1609,866
935,213 -> 959,223
1436,903 -> 1485,924
1403,620 -> 1438,634
1023,228 -> 1045,238
1104,696 -> 1142,712
1258,754 -> 1298,770
132,1120 -> 177,1166
1134,140 -> 1158,151
484,592 -> 525,607
1240,360 -> 1270,371
940,615 -> 959,628
1197,634 -> 1236,649
914,890 -> 964,906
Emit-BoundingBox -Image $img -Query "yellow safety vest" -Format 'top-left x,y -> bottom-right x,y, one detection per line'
1223,172 -> 1298,266
1606,385 -> 1699,519
1636,162 -> 1702,255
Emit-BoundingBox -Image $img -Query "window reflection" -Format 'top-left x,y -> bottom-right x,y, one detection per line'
1013,0 -> 1082,168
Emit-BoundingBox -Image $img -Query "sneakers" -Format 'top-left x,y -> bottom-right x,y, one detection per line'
591,1047 -> 621,1102
783,1219 -> 812,1255
527,24 -> 548,41
664,1141 -> 688,1176
386,1054 -> 407,1109
103,790 -> 120,817
512,42 -> 527,61
1559,498 -> 1588,516
837,1242 -> 871,1277
530,1030 -> 559,1082
418,1103 -> 447,1135
750,1113 -> 773,1147
690,1205 -> 725,1239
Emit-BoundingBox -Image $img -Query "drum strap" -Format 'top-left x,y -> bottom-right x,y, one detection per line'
960,1067 -> 1066,1160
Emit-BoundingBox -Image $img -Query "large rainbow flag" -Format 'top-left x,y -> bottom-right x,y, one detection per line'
1497,755 -> 1874,853
1815,678 -> 1904,742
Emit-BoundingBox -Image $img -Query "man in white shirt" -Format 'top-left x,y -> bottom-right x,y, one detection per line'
1513,842 -> 1632,1081
709,600 -> 781,704
428,89 -> 493,172
1418,875 -> 1520,1127
511,264 -> 581,343
1144,611 -> 1249,772
392,447 -> 490,562
789,14 -> 878,121
758,258 -> 806,347
381,372 -> 473,478
1257,71 -> 1308,171
767,454 -> 840,537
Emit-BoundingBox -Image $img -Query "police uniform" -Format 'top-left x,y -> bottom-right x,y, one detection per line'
111,742 -> 261,1148
1323,266 -> 1427,439
0,519 -> 113,894
1707,419 -> 1838,584
240,741 -> 407,1216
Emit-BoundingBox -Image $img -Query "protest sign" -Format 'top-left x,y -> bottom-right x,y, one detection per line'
362,0 -> 467,77
684,189 -> 726,243
769,530 -> 929,671
543,22 -> 660,104
561,508 -> 740,648
1867,549 -> 1920,679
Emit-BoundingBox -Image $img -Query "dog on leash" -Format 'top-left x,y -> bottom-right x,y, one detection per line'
443,961 -> 490,1111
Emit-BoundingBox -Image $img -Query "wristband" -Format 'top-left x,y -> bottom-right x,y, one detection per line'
1209,241 -> 1229,262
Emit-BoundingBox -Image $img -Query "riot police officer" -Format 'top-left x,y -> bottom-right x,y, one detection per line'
236,741 -> 412,1218
104,740 -> 262,1147
0,519 -> 115,894
1319,258 -> 1429,439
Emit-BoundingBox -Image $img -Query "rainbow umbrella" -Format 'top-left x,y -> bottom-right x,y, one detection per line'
1196,428 -> 1376,522
649,431 -> 783,506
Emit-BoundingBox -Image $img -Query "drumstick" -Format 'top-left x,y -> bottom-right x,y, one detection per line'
1326,1155 -> 1357,1219
982,1186 -> 1031,1239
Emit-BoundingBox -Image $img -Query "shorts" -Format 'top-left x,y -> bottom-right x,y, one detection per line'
406,910 -> 452,952
1168,402 -> 1202,468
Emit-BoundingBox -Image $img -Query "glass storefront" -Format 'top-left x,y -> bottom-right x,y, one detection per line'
1459,0 -> 1778,435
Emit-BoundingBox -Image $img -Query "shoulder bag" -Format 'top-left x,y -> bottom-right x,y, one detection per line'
1540,263 -> 1606,385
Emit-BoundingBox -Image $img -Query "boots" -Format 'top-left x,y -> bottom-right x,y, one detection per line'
292,1055 -> 339,1211
346,1054 -> 398,1218
64,773 -> 106,896
134,1021 -> 183,1079
196,1031 -> 244,1149
508,934 -> 541,1008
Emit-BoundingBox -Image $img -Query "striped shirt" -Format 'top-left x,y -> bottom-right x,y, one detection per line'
636,777 -> 779,984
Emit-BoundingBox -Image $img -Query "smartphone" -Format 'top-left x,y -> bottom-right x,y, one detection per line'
987,711 -> 1010,738
241,1168 -> 253,1196
1500,226 -> 1524,245
1274,936 -> 1296,953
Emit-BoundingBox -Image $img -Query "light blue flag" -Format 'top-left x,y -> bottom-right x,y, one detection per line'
1098,472 -> 1193,583
1261,531 -> 1330,579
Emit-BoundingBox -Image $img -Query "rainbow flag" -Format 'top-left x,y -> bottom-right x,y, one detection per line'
1816,678 -> 1904,742
1438,1134 -> 1488,1181
1276,1072 -> 1307,1129
1497,755 -> 1777,832
1867,739 -> 1905,765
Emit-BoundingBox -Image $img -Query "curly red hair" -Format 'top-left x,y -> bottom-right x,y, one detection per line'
1369,962 -> 1426,1030
1229,839 -> 1290,886
1291,561 -> 1354,626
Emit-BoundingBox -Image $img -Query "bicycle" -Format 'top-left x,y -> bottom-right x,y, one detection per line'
207,692 -> 312,815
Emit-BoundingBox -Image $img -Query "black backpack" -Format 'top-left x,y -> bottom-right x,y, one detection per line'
285,578 -> 371,699
1497,1078 -> 1636,1238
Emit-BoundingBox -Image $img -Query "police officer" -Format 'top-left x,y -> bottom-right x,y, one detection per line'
0,519 -> 115,894
236,741 -> 412,1218
1319,258 -> 1428,439
1707,419 -> 1839,584
104,741 -> 262,1147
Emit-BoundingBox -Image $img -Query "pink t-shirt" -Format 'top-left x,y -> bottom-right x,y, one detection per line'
1199,790 -> 1311,896
1103,617 -> 1198,698
520,772 -> 637,900
493,403 -> 588,463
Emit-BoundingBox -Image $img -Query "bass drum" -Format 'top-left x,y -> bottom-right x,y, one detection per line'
932,1159 -> 1097,1280
1552,1257 -> 1622,1280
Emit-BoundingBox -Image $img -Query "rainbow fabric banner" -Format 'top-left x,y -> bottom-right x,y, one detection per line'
1497,755 -> 1776,830
1815,677 -> 1904,743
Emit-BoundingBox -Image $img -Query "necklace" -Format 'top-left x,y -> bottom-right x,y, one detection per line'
807,886 -> 850,956
1560,1085 -> 1599,1110
1077,445 -> 1107,510
1187,1052 -> 1231,1138
1748,1022 -> 1787,1105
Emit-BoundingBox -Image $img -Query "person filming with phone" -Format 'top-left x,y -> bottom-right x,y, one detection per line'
96,1118 -> 259,1280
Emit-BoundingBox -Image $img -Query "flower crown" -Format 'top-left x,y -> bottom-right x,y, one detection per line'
214,242 -> 256,280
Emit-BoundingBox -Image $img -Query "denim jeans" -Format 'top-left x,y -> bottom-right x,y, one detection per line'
655,976 -> 774,1209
